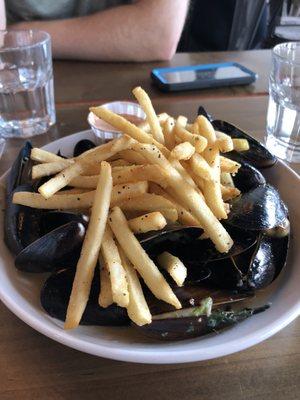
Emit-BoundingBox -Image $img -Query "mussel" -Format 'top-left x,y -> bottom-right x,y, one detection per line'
136,304 -> 269,341
232,162 -> 266,193
6,141 -> 32,198
197,106 -> 277,169
15,221 -> 86,273
73,139 -> 96,157
4,184 -> 43,255
41,268 -> 129,326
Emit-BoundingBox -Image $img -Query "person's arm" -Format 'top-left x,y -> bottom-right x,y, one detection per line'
0,0 -> 6,30
9,0 -> 189,61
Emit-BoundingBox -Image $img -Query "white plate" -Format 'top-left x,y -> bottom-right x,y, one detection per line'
0,130 -> 299,364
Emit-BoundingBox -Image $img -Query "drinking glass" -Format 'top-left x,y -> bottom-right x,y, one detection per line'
0,30 -> 55,138
265,42 -> 300,163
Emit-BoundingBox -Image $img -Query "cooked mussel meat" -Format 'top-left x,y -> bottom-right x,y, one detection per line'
41,268 -> 129,326
15,221 -> 86,272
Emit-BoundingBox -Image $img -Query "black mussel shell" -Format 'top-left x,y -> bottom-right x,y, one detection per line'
41,268 -> 129,326
138,226 -> 203,257
6,142 -> 32,197
212,120 -> 276,169
233,162 -> 266,193
247,233 -> 289,289
41,211 -> 89,235
206,230 -> 289,291
15,221 -> 86,272
197,106 -> 213,122
175,226 -> 257,266
146,285 -> 254,316
4,184 -> 43,256
73,139 -> 96,157
227,184 -> 288,231
135,306 -> 268,341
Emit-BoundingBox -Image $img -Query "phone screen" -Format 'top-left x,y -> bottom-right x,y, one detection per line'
161,65 -> 250,84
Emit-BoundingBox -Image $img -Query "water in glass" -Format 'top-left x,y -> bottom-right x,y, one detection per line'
265,42 -> 300,163
0,30 -> 55,138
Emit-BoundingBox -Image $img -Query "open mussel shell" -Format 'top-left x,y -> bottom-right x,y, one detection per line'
138,226 -> 203,257
233,162 -> 266,193
135,306 -> 268,341
247,233 -> 289,289
41,211 -> 89,234
197,106 -> 213,122
213,120 -> 276,169
146,284 -> 254,316
206,230 -> 289,291
6,142 -> 33,198
15,221 -> 86,273
73,139 -> 96,157
227,184 -> 288,231
4,184 -> 43,256
41,268 -> 129,326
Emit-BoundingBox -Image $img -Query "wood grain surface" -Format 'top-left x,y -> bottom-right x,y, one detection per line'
53,50 -> 271,105
0,94 -> 299,400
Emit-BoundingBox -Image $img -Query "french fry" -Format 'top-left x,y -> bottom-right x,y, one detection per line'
170,159 -> 198,189
196,115 -> 216,144
170,142 -> 195,161
132,86 -> 165,144
69,175 -> 99,189
98,264 -> 113,308
109,207 -> 181,309
138,112 -> 169,133
38,136 -> 134,199
90,106 -> 170,157
32,161 -> 74,180
157,252 -> 187,287
56,188 -> 89,195
132,142 -> 233,253
215,131 -> 234,153
174,122 -> 207,153
118,149 -> 147,165
221,172 -> 235,188
65,161 -> 112,330
111,181 -> 149,206
101,226 -> 129,307
118,247 -> 152,326
13,182 -> 143,209
117,192 -> 173,211
30,148 -> 73,164
149,183 -> 199,226
128,212 -> 167,233
232,138 -> 250,152
221,185 -> 240,201
202,146 -> 227,220
220,156 -> 241,173
162,117 -> 176,150
189,153 -> 214,181
176,115 -> 188,128
110,159 -> 132,167
112,164 -> 168,188
13,190 -> 95,209
117,193 -> 178,222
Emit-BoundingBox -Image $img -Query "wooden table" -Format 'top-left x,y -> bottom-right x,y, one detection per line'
0,51 -> 299,400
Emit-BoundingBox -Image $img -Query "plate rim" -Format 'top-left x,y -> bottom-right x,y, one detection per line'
0,129 -> 299,364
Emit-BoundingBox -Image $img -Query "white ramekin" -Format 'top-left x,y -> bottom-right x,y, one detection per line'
87,101 -> 146,142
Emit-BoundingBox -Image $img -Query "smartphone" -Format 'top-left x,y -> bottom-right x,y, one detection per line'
151,62 -> 257,92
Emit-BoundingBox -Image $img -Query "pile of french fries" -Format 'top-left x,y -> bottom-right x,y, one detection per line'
12,87 -> 249,328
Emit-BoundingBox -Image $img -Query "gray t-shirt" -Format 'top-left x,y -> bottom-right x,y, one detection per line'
6,0 -> 132,23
